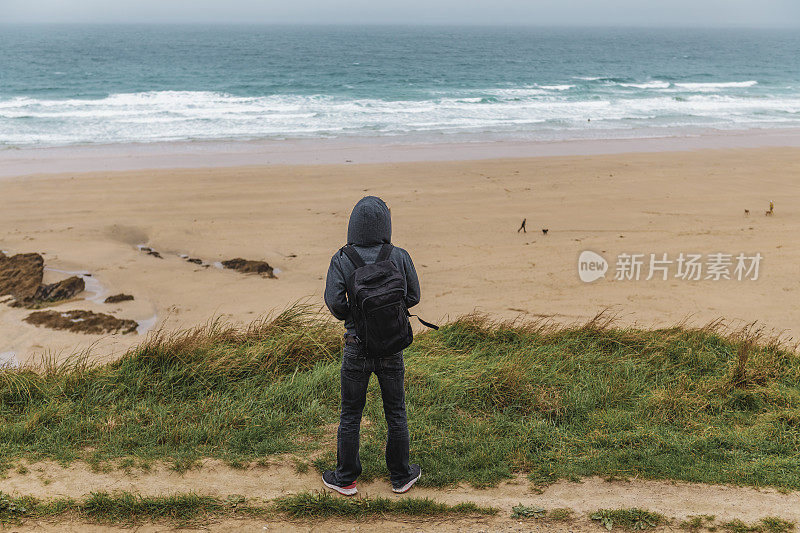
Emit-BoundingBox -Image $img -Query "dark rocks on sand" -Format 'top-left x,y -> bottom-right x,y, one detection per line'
221,258 -> 276,278
1,252 -> 87,308
35,276 -> 85,302
187,258 -> 203,265
139,247 -> 163,259
25,310 -> 138,335
104,293 -> 134,304
0,252 -> 44,300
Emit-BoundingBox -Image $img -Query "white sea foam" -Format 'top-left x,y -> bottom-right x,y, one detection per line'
0,82 -> 797,146
674,81 -> 758,90
619,81 -> 671,89
538,84 -> 574,91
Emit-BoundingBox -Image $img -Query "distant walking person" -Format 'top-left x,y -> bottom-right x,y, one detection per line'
323,196 -> 425,496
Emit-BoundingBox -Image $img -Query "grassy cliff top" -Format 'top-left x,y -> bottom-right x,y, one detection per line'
1,305 -> 799,488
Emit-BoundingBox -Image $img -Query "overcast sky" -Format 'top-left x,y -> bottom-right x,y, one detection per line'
2,0 -> 799,26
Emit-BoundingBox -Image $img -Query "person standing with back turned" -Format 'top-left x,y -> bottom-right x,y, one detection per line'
323,196 -> 423,496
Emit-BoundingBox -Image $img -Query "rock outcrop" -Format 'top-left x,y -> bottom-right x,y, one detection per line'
25,310 -> 138,335
1,252 -> 87,307
35,276 -> 85,302
0,252 -> 44,300
221,258 -> 276,278
104,293 -> 134,304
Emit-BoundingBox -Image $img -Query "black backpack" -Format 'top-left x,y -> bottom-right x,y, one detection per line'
341,243 -> 437,358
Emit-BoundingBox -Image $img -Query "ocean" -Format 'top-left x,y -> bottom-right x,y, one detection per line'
1,25 -> 799,147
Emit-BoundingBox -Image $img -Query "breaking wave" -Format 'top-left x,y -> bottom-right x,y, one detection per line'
0,79 -> 797,147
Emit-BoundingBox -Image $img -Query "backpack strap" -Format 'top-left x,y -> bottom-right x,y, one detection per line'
341,245 -> 366,268
376,243 -> 394,262
407,310 -> 439,330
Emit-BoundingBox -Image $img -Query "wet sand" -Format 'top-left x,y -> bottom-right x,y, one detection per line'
1,145 -> 799,364
3,128 -> 800,178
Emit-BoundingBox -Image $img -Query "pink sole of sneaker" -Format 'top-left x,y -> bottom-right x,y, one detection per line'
323,478 -> 358,496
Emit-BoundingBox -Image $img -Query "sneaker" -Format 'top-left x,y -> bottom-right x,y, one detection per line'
392,464 -> 421,494
322,470 -> 358,496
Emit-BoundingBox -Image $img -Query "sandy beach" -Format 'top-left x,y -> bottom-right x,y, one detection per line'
1,144 -> 799,365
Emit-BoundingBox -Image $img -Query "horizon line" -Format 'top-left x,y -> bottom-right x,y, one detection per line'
2,22 -> 799,29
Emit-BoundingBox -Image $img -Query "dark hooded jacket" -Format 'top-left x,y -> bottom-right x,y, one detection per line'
324,196 -> 421,336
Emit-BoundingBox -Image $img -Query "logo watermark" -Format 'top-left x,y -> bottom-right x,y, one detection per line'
578,251 -> 762,283
578,250 -> 609,283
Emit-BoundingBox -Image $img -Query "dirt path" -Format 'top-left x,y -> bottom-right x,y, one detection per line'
3,460 -> 799,531
3,516 -> 605,532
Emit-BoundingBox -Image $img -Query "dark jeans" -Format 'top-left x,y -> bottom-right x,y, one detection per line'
334,343 -> 412,485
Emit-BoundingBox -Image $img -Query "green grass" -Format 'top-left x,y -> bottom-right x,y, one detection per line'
722,517 -> 796,533
591,508 -> 666,530
509,504 -> 573,521
549,507 -> 574,521
0,492 -> 29,525
1,491 -> 246,526
1,304 -> 800,489
273,490 -> 497,518
678,515 -> 794,533
0,490 -> 493,526
760,517 -> 796,533
679,514 -> 716,532
77,492 -> 236,525
511,503 -> 546,518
